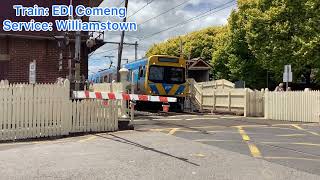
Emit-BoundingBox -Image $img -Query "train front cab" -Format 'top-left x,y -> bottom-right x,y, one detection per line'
144,55 -> 188,111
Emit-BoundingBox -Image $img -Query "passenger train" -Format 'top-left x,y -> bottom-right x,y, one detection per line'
90,55 -> 188,111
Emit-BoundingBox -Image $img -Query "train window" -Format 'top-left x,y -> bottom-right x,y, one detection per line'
139,69 -> 144,78
159,57 -> 179,63
149,66 -> 164,81
128,70 -> 132,80
104,75 -> 108,83
149,66 -> 185,84
167,67 -> 184,83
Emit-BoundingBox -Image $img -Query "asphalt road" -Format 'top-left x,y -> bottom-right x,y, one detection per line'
0,130 -> 319,180
0,113 -> 320,179
134,112 -> 320,176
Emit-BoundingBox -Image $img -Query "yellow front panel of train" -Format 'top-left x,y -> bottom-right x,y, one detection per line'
147,82 -> 188,97
145,55 -> 188,97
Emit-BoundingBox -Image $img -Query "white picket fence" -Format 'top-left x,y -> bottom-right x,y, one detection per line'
191,80 -> 263,117
0,81 -> 118,141
265,91 -> 320,122
191,79 -> 235,91
91,83 -> 124,93
71,100 -> 118,133
246,90 -> 264,117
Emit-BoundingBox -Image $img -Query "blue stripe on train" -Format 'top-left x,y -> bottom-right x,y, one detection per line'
149,84 -> 159,94
163,84 -> 174,94
175,85 -> 185,95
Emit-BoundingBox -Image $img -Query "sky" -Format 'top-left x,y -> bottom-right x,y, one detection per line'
89,0 -> 237,75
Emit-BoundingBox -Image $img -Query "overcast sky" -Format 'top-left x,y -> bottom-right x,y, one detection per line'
89,0 -> 237,75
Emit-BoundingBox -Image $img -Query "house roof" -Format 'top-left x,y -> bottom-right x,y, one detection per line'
187,58 -> 212,70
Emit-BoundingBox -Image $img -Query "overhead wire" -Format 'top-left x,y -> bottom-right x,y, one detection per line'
93,0 -> 143,58
138,0 -> 192,26
117,0 -> 125,7
92,0 -> 156,58
89,47 -> 119,58
125,0 -> 193,50
139,0 -> 236,41
89,43 -> 132,59
90,0 -> 236,62
127,0 -> 155,19
93,0 -> 125,24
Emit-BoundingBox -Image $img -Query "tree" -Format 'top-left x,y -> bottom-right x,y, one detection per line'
212,1 -> 267,89
146,0 -> 320,89
245,0 -> 320,85
146,27 -> 221,63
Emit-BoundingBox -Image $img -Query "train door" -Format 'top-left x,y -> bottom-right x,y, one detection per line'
138,66 -> 146,94
103,75 -> 109,83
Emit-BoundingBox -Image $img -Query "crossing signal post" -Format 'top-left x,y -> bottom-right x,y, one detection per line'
283,65 -> 293,91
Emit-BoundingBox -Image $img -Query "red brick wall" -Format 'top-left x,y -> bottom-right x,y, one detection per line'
0,38 -> 9,80
0,0 -> 101,83
1,36 -> 88,83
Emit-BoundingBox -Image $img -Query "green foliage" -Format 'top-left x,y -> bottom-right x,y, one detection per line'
146,0 -> 320,89
245,0 -> 320,85
212,2 -> 267,89
146,27 -> 221,62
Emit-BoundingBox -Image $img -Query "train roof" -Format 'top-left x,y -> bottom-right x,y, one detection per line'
89,55 -> 181,80
89,68 -> 116,80
123,58 -> 148,70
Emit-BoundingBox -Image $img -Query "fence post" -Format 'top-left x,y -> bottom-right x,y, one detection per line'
228,90 -> 231,112
213,90 -> 216,111
119,68 -> 129,118
188,80 -> 193,112
253,91 -> 257,117
260,89 -> 265,117
318,91 -> 320,124
110,83 -> 113,93
130,72 -> 135,125
244,88 -> 248,117
264,89 -> 269,119
200,83 -> 204,112
63,79 -> 71,134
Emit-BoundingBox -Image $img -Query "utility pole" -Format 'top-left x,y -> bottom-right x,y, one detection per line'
135,41 -> 138,60
179,37 -> 183,58
74,20 -> 81,91
67,0 -> 73,83
117,0 -> 129,82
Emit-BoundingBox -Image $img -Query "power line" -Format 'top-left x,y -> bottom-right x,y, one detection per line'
89,40 -> 138,58
127,0 -> 155,19
94,1 -> 125,23
118,0 -> 125,7
89,48 -> 119,57
89,43 -> 133,58
107,32 -> 140,39
138,0 -> 192,26
139,1 -> 236,40
139,0 -> 236,41
89,55 -> 114,62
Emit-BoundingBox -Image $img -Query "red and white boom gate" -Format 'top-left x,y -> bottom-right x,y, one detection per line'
73,91 -> 177,125
73,91 -> 177,103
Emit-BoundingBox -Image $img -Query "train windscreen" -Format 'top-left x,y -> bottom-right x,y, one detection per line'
149,66 -> 185,84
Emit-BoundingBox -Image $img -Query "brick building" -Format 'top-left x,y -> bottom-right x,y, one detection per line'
0,0 -> 103,83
